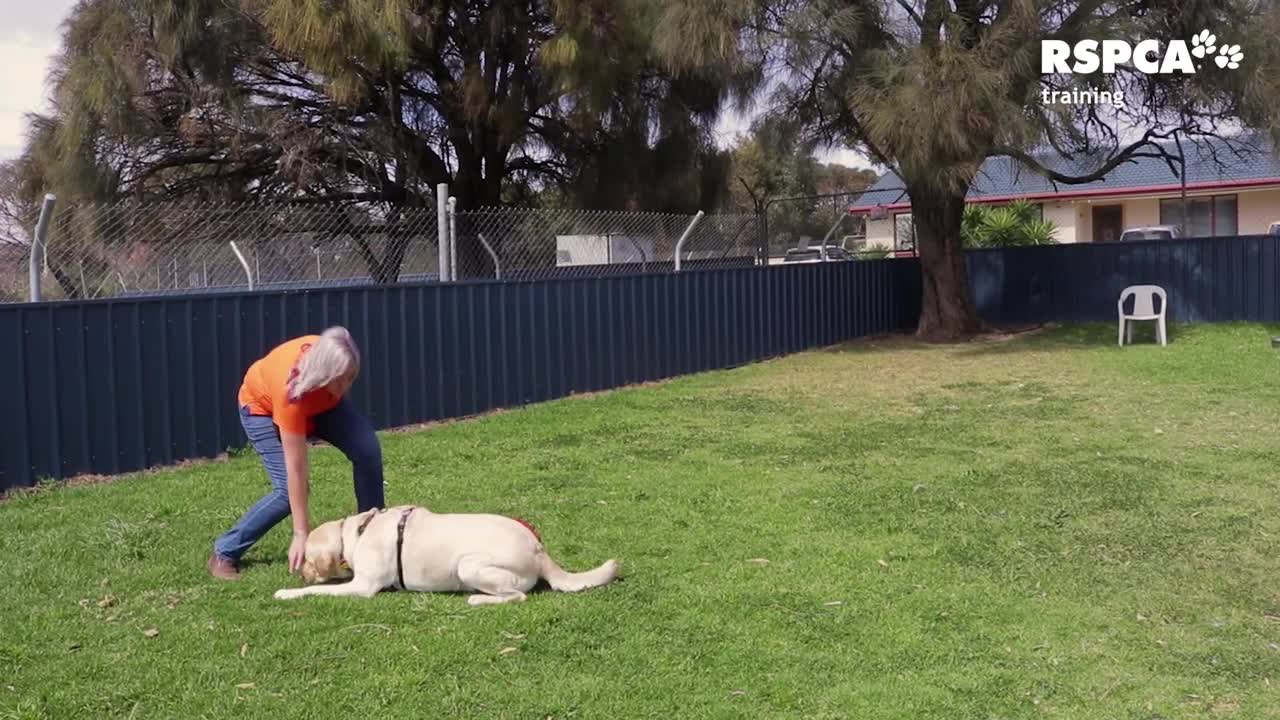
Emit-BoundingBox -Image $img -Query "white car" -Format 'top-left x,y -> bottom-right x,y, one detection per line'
1119,225 -> 1182,242
782,246 -> 856,263
1268,221 -> 1280,236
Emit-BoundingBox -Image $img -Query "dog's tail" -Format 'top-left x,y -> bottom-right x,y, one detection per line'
537,553 -> 620,593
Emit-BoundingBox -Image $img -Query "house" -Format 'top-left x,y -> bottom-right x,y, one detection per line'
851,134 -> 1280,253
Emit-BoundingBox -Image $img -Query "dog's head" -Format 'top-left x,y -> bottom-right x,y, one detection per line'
300,519 -> 353,584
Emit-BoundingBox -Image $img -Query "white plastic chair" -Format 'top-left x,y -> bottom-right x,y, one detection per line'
1117,285 -> 1167,347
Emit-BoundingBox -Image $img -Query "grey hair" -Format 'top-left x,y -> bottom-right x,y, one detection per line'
288,326 -> 361,401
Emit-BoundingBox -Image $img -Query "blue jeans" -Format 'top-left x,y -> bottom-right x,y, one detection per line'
213,398 -> 386,562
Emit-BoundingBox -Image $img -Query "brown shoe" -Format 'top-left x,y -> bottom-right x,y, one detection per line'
208,553 -> 240,580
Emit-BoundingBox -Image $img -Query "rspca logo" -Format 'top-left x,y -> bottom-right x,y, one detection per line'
1041,30 -> 1243,75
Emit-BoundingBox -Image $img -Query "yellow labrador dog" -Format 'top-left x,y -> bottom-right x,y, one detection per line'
273,505 -> 619,606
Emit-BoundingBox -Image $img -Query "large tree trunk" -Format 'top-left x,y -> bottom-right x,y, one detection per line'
910,185 -> 985,341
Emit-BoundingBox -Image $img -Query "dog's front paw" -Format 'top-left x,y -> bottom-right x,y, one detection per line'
274,588 -> 303,601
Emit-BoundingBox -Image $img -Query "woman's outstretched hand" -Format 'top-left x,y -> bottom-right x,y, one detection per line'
288,531 -> 308,574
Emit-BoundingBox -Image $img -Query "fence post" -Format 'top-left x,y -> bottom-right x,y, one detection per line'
229,241 -> 254,291
476,233 -> 501,279
819,212 -> 848,260
436,183 -> 451,282
759,206 -> 769,266
674,210 -> 706,272
447,196 -> 459,281
29,194 -> 56,302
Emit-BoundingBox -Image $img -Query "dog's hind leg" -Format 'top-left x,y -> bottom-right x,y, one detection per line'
456,556 -> 534,606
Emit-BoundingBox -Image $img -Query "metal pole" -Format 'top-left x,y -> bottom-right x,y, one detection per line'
819,213 -> 847,261
760,204 -> 769,266
229,241 -> 254,291
1181,173 -> 1188,236
674,210 -> 706,272
436,183 -> 451,282
477,233 -> 501,280
447,196 -> 459,281
1177,109 -> 1188,237
29,194 -> 56,302
1179,138 -> 1188,236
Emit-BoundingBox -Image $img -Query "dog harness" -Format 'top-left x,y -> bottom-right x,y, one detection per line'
337,510 -> 380,566
392,507 -> 413,590
338,507 -> 415,590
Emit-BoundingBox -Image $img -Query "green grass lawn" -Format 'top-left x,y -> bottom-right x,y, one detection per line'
4,323 -> 1280,719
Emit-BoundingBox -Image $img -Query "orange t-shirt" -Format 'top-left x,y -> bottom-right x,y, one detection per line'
238,335 -> 341,435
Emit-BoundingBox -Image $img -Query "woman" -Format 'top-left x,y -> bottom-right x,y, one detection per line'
209,326 -> 385,580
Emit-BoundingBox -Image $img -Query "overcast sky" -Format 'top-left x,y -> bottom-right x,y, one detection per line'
0,1 -> 75,159
0,1 -> 874,169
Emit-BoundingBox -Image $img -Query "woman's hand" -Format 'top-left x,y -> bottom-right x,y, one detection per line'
288,531 -> 308,574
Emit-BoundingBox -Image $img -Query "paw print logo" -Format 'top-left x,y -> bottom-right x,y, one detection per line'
1191,30 -> 1217,58
1215,43 -> 1244,69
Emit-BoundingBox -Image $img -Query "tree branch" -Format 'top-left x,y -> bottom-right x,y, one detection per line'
991,128 -> 1183,185
895,0 -> 924,28
920,0 -> 948,49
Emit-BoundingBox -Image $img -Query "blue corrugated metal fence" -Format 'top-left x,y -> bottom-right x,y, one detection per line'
7,233 -> 1278,492
968,234 -> 1280,324
1,260 -> 917,490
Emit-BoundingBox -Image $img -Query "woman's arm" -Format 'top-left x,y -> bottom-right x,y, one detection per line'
281,431 -> 311,572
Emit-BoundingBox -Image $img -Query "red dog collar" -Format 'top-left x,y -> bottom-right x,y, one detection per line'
513,518 -> 540,541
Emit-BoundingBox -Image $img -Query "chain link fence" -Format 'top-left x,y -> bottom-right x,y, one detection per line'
452,209 -> 759,280
0,242 -> 31,303
763,186 -> 910,261
11,202 -> 442,301
0,203 -> 38,302
0,199 -> 765,302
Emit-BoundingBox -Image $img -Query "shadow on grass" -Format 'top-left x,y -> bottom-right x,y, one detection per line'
953,322 -> 1180,357
238,557 -> 282,571
804,321 -> 1280,369
820,322 -> 1193,358
959,321 -> 1280,357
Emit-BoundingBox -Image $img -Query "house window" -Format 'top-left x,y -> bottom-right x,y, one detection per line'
894,214 -> 915,252
1158,195 -> 1238,237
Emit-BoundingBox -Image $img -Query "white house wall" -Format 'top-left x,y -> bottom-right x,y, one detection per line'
1239,188 -> 1280,233
1041,202 -> 1077,244
852,185 -> 1280,251
865,217 -> 896,250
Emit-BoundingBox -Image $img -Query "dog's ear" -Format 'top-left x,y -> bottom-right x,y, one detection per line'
311,549 -> 342,581
302,522 -> 344,583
